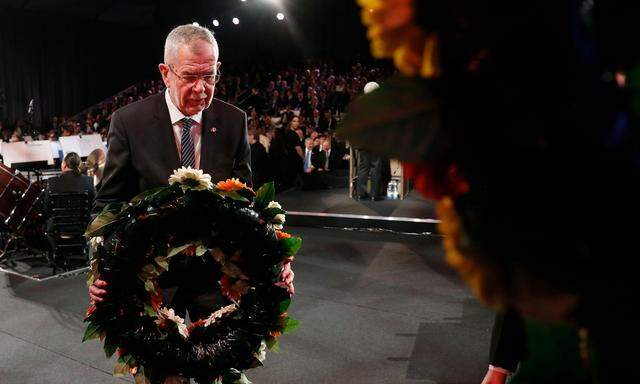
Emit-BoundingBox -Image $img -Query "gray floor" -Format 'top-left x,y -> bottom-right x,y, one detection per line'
0,227 -> 493,384
277,187 -> 437,219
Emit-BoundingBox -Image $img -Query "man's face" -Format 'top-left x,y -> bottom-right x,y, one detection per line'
305,140 -> 314,150
322,139 -> 331,151
159,40 -> 219,116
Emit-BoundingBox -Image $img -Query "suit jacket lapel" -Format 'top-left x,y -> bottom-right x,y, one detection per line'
201,102 -> 222,175
154,95 -> 181,172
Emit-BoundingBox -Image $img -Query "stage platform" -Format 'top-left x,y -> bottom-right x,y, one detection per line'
0,227 -> 493,384
278,188 -> 440,234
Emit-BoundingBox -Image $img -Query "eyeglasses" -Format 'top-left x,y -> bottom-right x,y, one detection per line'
168,64 -> 221,85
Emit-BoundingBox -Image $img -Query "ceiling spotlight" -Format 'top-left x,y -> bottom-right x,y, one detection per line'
276,12 -> 285,21
241,0 -> 246,2
232,17 -> 240,25
212,19 -> 220,27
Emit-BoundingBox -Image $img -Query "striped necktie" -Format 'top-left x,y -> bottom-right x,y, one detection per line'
180,117 -> 195,168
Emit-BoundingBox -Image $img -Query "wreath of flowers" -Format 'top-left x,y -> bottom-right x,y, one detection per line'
83,168 -> 301,384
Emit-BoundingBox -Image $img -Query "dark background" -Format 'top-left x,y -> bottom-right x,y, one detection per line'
0,0 -> 372,129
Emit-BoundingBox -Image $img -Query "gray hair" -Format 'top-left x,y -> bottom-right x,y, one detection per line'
164,24 -> 219,64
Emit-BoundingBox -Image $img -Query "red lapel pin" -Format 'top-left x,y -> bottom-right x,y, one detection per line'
210,127 -> 217,133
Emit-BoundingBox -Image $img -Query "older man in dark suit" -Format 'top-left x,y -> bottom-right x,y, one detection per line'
89,24 -> 292,321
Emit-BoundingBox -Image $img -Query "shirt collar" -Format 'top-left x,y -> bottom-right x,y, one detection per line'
165,89 -> 203,125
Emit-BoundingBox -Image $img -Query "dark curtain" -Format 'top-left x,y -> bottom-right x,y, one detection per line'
0,7 -> 156,131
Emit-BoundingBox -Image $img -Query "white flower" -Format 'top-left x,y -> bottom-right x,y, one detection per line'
203,304 -> 238,327
271,213 -> 286,230
156,307 -> 189,339
168,167 -> 213,190
254,340 -> 267,363
89,236 -> 103,250
267,201 -> 282,210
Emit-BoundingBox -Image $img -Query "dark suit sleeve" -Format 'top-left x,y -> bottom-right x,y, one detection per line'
94,110 -> 135,213
489,310 -> 527,372
232,111 -> 252,186
311,151 -> 323,170
84,176 -> 96,203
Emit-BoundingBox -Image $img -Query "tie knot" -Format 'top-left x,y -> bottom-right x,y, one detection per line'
181,117 -> 194,130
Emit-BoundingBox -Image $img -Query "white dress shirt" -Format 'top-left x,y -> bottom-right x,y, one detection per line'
165,89 -> 203,169
304,148 -> 313,171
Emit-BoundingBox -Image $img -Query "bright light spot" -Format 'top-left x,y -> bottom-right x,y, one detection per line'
232,17 -> 240,25
276,12 -> 285,21
192,22 -> 200,26
212,19 -> 220,27
241,0 -> 246,2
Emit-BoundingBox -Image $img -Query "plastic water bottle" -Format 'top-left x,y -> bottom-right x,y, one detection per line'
387,180 -> 399,199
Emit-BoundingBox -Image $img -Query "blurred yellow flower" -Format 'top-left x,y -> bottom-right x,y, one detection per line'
436,196 -> 508,310
358,0 -> 439,77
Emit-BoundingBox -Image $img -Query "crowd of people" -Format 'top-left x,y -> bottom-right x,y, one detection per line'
241,63 -> 392,191
1,62 -> 392,192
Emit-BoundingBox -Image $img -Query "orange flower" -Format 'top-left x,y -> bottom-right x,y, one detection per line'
220,275 -> 249,301
85,304 -> 97,317
216,178 -> 250,193
150,290 -> 163,311
403,162 -> 469,200
269,330 -> 282,338
220,275 -> 233,296
358,0 -> 439,78
188,319 -> 207,333
183,245 -> 196,257
275,231 -> 292,240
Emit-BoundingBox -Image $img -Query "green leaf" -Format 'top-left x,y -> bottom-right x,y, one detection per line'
82,321 -> 102,342
236,187 -> 256,201
234,373 -> 252,384
220,190 -> 250,202
119,354 -> 136,368
167,244 -> 191,258
266,338 -> 280,352
221,369 -> 251,384
113,360 -> 129,377
102,202 -> 126,214
103,335 -> 117,359
254,182 -> 275,209
196,244 -> 209,257
155,256 -> 169,271
337,74 -> 446,164
144,280 -> 156,294
144,303 -> 157,317
278,298 -> 291,314
281,237 -> 302,256
130,186 -> 166,204
85,211 -> 119,238
282,317 -> 300,334
133,367 -> 151,384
